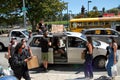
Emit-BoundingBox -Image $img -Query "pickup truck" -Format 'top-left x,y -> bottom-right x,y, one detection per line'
0,28 -> 29,51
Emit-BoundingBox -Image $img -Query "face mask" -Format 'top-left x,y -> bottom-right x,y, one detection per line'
107,39 -> 112,43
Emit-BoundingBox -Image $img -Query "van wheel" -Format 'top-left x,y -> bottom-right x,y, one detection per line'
93,56 -> 106,69
0,43 -> 4,51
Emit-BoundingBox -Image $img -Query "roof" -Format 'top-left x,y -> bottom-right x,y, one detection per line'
32,31 -> 86,41
70,16 -> 120,22
11,28 -> 27,31
82,28 -> 116,31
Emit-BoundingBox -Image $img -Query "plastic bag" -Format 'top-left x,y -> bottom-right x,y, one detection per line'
111,64 -> 118,77
3,67 -> 14,76
0,66 -> 3,76
105,60 -> 108,69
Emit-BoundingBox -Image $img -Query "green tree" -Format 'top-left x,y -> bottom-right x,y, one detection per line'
0,0 -> 22,27
88,6 -> 99,17
0,0 -> 66,31
107,8 -> 119,15
118,5 -> 120,9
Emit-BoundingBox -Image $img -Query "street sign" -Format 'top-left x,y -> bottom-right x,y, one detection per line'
22,7 -> 27,11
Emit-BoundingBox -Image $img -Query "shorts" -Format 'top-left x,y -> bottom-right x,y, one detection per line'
42,52 -> 48,61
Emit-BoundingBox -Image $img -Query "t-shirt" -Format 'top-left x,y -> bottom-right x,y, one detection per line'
40,37 -> 49,52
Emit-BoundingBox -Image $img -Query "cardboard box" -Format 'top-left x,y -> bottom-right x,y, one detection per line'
27,56 -> 39,69
51,24 -> 64,33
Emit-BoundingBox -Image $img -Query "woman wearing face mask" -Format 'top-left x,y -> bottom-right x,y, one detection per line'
8,37 -> 17,58
21,39 -> 33,57
106,37 -> 118,79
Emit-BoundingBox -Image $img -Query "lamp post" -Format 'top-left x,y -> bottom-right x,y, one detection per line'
88,0 -> 92,15
22,0 -> 26,28
66,2 -> 69,27
69,10 -> 72,19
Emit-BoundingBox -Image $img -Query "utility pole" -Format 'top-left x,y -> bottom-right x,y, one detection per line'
88,0 -> 92,16
22,0 -> 26,28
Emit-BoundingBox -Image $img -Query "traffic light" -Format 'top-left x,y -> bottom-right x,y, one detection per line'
81,5 -> 85,14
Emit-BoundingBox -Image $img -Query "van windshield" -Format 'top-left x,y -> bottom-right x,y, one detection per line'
93,40 -> 101,46
22,30 -> 29,36
80,34 -> 100,46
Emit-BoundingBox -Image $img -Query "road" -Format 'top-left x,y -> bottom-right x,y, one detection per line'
0,50 -> 120,76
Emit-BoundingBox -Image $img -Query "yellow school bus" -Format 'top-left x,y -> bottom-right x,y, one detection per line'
69,16 -> 120,32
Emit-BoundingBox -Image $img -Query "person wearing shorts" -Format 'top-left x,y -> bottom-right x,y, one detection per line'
40,31 -> 51,72
42,52 -> 48,61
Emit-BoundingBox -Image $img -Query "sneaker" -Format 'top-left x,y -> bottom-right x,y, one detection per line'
44,68 -> 48,72
89,76 -> 93,79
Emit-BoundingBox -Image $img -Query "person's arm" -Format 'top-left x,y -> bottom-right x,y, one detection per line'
88,43 -> 93,54
113,43 -> 117,64
13,54 -> 30,66
106,46 -> 109,58
8,44 -> 11,58
28,46 -> 33,56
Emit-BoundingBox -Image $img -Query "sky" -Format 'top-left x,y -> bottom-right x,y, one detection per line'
62,0 -> 120,14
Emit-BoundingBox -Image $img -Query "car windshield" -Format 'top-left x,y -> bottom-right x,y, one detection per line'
80,34 -> 100,46
22,30 -> 29,36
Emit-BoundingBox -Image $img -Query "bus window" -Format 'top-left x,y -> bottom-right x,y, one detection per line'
95,30 -> 100,35
100,30 -> 107,35
85,30 -> 95,35
100,22 -> 105,26
94,22 -> 98,26
88,22 -> 93,26
77,22 -> 82,28
83,22 -> 87,26
72,22 -> 77,28
116,26 -> 120,32
107,30 -> 111,34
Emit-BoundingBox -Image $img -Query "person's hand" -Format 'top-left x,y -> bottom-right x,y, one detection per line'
24,57 -> 31,62
114,60 -> 117,64
8,55 -> 11,58
48,42 -> 51,46
24,59 -> 29,62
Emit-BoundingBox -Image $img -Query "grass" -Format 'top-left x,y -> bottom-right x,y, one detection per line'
45,21 -> 69,25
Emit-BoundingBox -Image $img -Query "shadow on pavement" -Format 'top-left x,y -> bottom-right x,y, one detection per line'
29,64 -> 106,74
65,77 -> 85,80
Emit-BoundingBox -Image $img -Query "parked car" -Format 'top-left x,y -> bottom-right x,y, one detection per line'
27,32 -> 108,69
0,28 -> 29,51
81,28 -> 120,47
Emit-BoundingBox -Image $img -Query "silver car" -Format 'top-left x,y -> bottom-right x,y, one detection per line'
81,28 -> 120,47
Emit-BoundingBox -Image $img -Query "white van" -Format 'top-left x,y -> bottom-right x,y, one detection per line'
27,32 -> 108,69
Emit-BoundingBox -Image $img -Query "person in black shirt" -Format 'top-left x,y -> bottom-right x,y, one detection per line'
41,31 -> 51,72
10,42 -> 31,80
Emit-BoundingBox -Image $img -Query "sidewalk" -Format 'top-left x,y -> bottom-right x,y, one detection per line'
23,72 -> 120,80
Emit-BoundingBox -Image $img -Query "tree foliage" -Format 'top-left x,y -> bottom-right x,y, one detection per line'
88,6 -> 99,17
0,0 -> 66,30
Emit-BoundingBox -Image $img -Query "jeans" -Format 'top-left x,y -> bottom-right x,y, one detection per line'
84,54 -> 93,78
